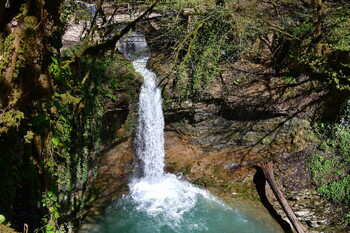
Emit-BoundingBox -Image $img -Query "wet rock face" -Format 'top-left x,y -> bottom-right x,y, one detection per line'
166,113 -> 310,151
78,140 -> 135,233
157,58 -> 326,152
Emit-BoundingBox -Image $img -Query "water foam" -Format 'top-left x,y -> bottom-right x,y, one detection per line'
129,174 -> 218,223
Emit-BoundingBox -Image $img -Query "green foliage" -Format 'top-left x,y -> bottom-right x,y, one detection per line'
60,0 -> 75,23
153,2 -> 262,99
282,68 -> 296,84
344,211 -> 350,224
309,153 -> 346,186
51,137 -> 59,148
309,121 -> 350,207
317,176 -> 350,205
336,127 -> 350,156
40,191 -> 60,233
41,54 -> 110,228
60,0 -> 92,24
323,5 -> 350,51
283,75 -> 295,84
314,122 -> 350,156
0,1 -> 138,231
276,1 -> 350,90
30,49 -> 139,230
233,79 -> 241,85
0,33 -> 15,78
0,215 -> 5,223
50,57 -> 72,86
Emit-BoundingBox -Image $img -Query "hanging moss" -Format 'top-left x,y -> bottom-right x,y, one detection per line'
0,34 -> 15,76
0,109 -> 24,134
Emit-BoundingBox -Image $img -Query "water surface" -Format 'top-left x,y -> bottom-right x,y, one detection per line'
97,174 -> 278,233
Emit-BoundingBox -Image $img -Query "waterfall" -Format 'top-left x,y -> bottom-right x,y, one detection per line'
119,33 -> 165,181
133,57 -> 165,182
120,33 -> 207,222
119,33 -> 166,181
98,33 -> 277,233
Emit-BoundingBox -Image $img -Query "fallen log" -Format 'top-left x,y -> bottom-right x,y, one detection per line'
260,161 -> 307,233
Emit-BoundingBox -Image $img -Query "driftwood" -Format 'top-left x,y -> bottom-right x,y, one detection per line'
260,161 -> 307,233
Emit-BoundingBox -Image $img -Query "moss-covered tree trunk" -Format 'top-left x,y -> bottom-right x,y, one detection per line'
0,0 -> 61,112
0,0 -> 62,231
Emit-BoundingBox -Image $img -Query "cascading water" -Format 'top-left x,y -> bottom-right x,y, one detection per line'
96,33 -> 280,233
120,33 -> 211,223
133,56 -> 165,181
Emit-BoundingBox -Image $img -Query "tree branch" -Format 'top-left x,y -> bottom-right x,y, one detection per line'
265,21 -> 300,41
82,0 -> 160,56
260,161 -> 307,233
83,0 -> 105,40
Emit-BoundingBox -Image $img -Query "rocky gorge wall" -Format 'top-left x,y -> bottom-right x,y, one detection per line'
73,20 -> 349,233
145,45 -> 347,232
78,40 -> 349,233
81,52 -> 347,232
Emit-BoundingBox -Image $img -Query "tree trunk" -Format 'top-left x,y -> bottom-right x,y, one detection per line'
260,161 -> 307,233
0,0 -> 5,23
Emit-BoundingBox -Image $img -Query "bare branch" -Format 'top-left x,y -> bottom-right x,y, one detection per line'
260,161 -> 308,233
82,0 -> 160,56
265,21 -> 301,41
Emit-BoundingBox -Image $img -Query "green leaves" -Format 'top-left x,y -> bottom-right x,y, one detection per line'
42,191 -> 61,231
317,175 -> 350,205
46,224 -> 54,231
52,137 -> 59,148
161,5 -> 254,98
50,56 -> 72,86
104,92 -> 117,101
0,214 -> 5,223
233,79 -> 241,85
310,122 -> 350,207
51,56 -> 58,66
323,2 -> 350,51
